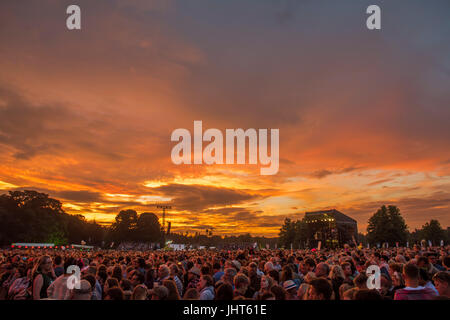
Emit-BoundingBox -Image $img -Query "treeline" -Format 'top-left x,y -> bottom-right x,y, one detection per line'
0,190 -> 105,245
279,205 -> 449,248
0,190 -> 167,246
0,190 -> 276,248
167,232 -> 278,248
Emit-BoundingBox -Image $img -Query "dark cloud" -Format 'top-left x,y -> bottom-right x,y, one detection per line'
309,167 -> 362,179
152,184 -> 262,211
367,179 -> 393,186
54,190 -> 103,202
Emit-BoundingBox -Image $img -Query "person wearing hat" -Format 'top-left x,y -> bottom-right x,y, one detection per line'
283,280 -> 298,300
186,266 -> 201,290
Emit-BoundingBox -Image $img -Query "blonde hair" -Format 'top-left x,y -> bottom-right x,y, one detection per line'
329,265 -> 345,280
304,272 -> 316,283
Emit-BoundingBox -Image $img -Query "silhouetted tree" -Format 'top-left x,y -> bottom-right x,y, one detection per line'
418,220 -> 445,246
110,209 -> 138,242
136,212 -> 162,242
367,205 -> 408,246
0,190 -> 105,245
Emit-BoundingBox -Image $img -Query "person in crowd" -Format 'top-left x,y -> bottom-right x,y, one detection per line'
215,283 -> 233,300
315,262 -> 330,279
307,278 -> 333,300
283,280 -> 298,300
186,266 -> 201,290
270,285 -> 287,300
219,268 -> 236,289
183,288 -> 199,300
31,255 -> 55,300
417,256 -> 439,276
120,279 -> 133,300
253,275 -> 273,300
150,285 -> 169,300
418,268 -> 439,295
353,273 -> 368,290
432,272 -> 450,298
163,279 -> 181,300
82,274 -> 101,300
342,287 -> 358,300
111,265 -> 123,283
329,265 -> 345,300
169,264 -> 183,297
7,264 -> 31,300
130,271 -> 145,288
157,265 -> 170,284
394,263 -> 438,300
354,289 -> 383,300
197,274 -> 214,300
53,256 -> 64,278
68,279 -> 92,300
443,256 -> 450,271
0,245 -> 448,301
233,273 -> 249,298
213,262 -> 224,284
338,283 -> 353,300
247,262 -> 261,297
341,262 -> 354,284
131,284 -> 148,300
104,287 -> 124,300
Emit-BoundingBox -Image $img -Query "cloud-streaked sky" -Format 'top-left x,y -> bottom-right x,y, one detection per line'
1,0 -> 449,236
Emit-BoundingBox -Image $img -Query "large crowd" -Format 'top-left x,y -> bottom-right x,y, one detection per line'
1,245 -> 449,300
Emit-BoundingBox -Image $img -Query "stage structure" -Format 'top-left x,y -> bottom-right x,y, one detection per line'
304,209 -> 358,248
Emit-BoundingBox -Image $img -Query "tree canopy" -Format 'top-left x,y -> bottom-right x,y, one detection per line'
366,205 -> 408,246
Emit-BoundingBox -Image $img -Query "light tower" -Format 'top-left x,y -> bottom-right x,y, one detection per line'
156,204 -> 171,247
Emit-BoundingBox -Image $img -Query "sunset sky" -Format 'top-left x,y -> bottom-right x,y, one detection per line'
0,0 -> 449,236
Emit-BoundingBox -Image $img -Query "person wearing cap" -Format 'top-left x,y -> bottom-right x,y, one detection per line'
186,266 -> 201,290
283,280 -> 298,300
69,279 -> 92,300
